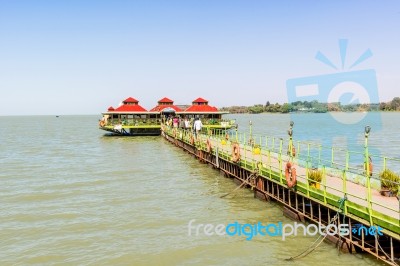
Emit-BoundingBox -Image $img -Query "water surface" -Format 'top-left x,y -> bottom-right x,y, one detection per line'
1,114 -> 394,265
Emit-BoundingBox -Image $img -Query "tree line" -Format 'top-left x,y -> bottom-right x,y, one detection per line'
220,97 -> 400,114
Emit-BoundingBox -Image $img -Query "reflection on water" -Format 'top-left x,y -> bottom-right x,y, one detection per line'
0,115 -> 392,265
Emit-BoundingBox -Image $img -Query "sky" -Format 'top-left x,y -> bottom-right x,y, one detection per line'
0,0 -> 399,115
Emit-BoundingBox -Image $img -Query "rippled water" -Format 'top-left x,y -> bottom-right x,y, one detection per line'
0,115 -> 393,265
229,112 -> 400,172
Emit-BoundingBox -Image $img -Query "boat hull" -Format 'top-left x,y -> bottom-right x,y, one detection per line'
100,126 -> 161,136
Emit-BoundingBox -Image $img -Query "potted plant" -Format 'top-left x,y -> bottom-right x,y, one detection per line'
379,169 -> 400,197
308,168 -> 323,189
253,144 -> 261,155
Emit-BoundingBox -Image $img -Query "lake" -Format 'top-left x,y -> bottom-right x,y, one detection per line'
1,113 -> 396,265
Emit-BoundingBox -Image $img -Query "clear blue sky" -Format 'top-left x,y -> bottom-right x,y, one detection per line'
0,0 -> 399,115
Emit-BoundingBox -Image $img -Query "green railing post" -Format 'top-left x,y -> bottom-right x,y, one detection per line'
343,151 -> 349,214
323,165 -> 327,204
344,151 -> 349,193
364,125 -> 373,225
288,121 -> 294,159
272,137 -> 275,153
244,138 -> 247,169
279,138 -> 283,184
249,120 -> 253,146
306,160 -> 310,198
318,144 -> 321,166
235,128 -> 238,142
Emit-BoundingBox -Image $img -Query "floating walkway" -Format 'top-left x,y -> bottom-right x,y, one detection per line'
162,125 -> 400,265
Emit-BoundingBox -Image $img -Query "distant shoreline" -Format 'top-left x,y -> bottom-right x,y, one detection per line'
222,110 -> 399,114
220,98 -> 400,114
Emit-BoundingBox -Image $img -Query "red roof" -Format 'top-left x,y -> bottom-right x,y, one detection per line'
123,97 -> 139,103
158,97 -> 174,103
114,104 -> 147,112
192,97 -> 208,103
108,106 -> 115,111
150,105 -> 182,112
184,105 -> 218,112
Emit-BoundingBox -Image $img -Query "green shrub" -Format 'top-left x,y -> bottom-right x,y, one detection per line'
379,169 -> 400,194
308,169 -> 323,185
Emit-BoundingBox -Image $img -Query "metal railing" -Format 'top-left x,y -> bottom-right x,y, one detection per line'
163,124 -> 400,236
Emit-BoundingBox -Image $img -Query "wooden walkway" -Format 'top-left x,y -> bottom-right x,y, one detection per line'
208,137 -> 399,221
163,126 -> 399,232
163,128 -> 400,264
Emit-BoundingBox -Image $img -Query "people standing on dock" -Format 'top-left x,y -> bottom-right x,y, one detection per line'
167,116 -> 172,127
173,117 -> 178,128
193,117 -> 203,139
179,117 -> 185,129
184,117 -> 190,131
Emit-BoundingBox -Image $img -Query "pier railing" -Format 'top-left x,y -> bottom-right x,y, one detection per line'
105,119 -> 162,126
163,126 -> 400,237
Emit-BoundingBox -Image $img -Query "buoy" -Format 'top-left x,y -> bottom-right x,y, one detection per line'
285,162 -> 296,188
232,143 -> 241,163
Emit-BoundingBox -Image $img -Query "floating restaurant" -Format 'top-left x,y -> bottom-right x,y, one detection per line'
99,97 -> 236,136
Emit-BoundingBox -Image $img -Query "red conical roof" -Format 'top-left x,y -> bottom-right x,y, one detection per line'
123,97 -> 139,103
192,97 -> 208,103
158,97 -> 174,103
114,104 -> 147,112
184,105 -> 218,112
108,97 -> 147,112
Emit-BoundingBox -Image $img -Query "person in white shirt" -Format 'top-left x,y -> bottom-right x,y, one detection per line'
193,117 -> 203,138
184,117 -> 190,131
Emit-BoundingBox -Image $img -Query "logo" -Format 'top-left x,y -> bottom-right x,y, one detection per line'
286,39 -> 382,164
187,219 -> 383,241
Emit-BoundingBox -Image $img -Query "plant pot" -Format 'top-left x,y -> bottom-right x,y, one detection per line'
380,188 -> 393,197
309,182 -> 320,189
253,148 -> 261,155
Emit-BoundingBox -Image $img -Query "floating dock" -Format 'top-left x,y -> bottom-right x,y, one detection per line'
162,125 -> 400,265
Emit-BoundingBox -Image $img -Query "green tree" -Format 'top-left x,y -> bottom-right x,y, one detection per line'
313,103 -> 328,113
248,105 -> 264,114
390,97 -> 400,110
380,102 -> 390,111
327,102 -> 341,112
280,103 -> 292,113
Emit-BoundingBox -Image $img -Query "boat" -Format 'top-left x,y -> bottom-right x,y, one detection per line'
99,97 -> 162,136
99,96 -> 236,136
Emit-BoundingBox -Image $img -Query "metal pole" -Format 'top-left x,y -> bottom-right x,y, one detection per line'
235,128 -> 238,142
288,121 -> 294,159
279,138 -> 283,184
364,125 -> 373,225
249,120 -> 252,142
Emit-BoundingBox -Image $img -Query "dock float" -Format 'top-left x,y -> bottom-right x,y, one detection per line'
162,124 -> 400,265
